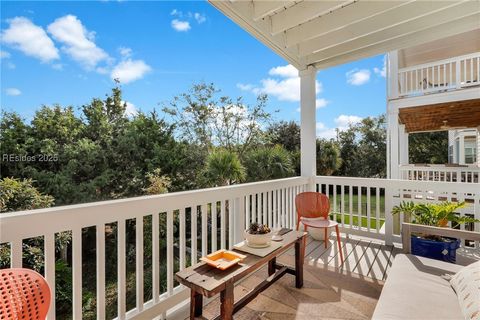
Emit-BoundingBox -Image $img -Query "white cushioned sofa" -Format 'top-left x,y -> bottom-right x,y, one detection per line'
372,223 -> 480,320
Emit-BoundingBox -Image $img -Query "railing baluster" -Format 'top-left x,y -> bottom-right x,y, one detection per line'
117,221 -> 126,320
341,185 -> 345,227
252,194 -> 257,224
333,184 -> 337,222
73,227 -> 82,320
220,200 -> 226,249
136,216 -> 144,312
180,208 -> 186,270
245,195 -> 250,227
228,200 -> 234,248
366,187 -> 371,232
11,240 -> 22,268
357,186 -> 362,229
44,233 -> 56,320
212,202 -> 217,252
201,204 -> 207,255
273,189 -> 278,229
349,185 -> 353,229
152,213 -> 160,302
96,225 -> 106,320
262,192 -> 267,225
376,187 -> 381,233
167,210 -> 174,295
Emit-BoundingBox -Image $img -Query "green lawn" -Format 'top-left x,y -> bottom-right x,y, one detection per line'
326,192 -> 386,219
329,213 -> 385,230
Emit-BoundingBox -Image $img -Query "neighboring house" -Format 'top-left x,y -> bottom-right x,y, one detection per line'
448,128 -> 478,165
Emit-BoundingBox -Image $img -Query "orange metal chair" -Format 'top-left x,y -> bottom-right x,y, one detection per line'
0,268 -> 51,320
295,192 -> 344,263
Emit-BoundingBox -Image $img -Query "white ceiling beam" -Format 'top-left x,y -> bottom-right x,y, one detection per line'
285,1 -> 410,47
311,13 -> 480,69
306,3 -> 479,64
270,0 -> 350,35
252,1 -> 292,21
298,0 -> 470,56
209,0 -> 306,69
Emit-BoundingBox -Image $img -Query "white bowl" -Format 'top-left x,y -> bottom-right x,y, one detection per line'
244,230 -> 272,247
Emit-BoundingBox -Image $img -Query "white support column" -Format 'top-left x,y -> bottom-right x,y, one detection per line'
459,134 -> 465,165
387,51 -> 399,99
388,108 -> 400,179
399,124 -> 409,166
299,65 -> 317,190
477,127 -> 480,167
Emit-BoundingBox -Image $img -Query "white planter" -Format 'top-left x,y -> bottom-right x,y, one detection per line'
244,230 -> 272,247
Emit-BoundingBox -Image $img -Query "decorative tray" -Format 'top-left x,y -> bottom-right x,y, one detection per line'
200,249 -> 247,270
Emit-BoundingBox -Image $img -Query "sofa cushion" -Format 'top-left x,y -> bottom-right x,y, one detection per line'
372,253 -> 463,320
450,260 -> 480,320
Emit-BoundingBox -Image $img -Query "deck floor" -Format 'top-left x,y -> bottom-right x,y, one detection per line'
199,234 -> 399,319
283,234 -> 401,281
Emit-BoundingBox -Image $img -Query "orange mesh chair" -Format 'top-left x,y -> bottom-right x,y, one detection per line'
295,192 -> 344,263
0,268 -> 51,320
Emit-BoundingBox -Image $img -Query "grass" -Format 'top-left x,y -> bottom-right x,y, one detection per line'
330,213 -> 385,230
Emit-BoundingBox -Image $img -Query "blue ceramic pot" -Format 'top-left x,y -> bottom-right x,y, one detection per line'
411,236 -> 461,263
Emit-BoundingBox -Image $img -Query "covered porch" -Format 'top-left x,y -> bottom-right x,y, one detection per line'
1,1 -> 480,319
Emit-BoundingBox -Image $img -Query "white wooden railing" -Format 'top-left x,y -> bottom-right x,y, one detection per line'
314,176 -> 480,246
398,52 -> 480,97
0,177 -> 308,320
400,165 -> 480,183
1,176 -> 479,319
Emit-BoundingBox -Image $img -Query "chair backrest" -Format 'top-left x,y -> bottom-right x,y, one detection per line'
0,268 -> 51,320
295,192 -> 330,219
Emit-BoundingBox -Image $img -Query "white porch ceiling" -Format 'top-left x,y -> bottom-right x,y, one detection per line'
208,0 -> 480,70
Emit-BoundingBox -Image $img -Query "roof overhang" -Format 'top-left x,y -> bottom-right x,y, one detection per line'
398,98 -> 480,133
208,0 -> 480,70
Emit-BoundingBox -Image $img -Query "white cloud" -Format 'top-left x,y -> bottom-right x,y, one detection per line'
111,59 -> 151,84
241,64 -> 322,102
171,19 -> 191,32
334,114 -> 363,130
1,17 -> 59,62
47,15 -> 109,69
237,83 -> 254,91
122,101 -> 138,117
52,63 -> 63,70
5,88 -> 21,96
346,69 -> 371,85
119,47 -> 132,58
316,122 -> 337,139
316,98 -> 329,109
170,9 -> 182,16
268,64 -> 298,78
194,13 -> 206,24
7,62 -> 16,69
374,55 -> 386,78
0,50 -> 11,59
316,114 -> 363,139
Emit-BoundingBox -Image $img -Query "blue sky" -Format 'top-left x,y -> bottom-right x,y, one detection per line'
1,1 -> 387,139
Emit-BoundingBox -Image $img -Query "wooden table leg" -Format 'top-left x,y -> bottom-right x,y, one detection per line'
220,281 -> 234,320
268,257 -> 276,276
190,289 -> 203,319
295,237 -> 305,288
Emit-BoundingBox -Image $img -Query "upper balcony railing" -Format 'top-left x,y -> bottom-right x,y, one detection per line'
397,52 -> 480,98
400,164 -> 480,183
1,176 -> 479,319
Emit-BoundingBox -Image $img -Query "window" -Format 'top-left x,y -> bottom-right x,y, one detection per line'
464,138 -> 477,164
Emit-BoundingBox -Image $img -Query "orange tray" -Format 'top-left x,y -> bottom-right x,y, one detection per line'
200,249 -> 247,270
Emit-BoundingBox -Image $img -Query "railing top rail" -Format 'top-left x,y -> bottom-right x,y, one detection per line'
398,51 -> 480,73
399,165 -> 480,172
315,175 -> 480,193
0,176 -> 309,242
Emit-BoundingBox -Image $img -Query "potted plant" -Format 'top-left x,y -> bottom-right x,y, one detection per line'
392,201 -> 479,263
244,222 -> 272,248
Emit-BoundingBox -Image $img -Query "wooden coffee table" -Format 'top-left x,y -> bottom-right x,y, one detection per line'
175,230 -> 307,320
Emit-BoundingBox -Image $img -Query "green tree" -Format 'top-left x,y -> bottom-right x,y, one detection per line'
0,177 -> 54,212
265,121 -> 300,152
409,131 -> 448,164
201,149 -> 246,186
316,139 -> 342,176
244,145 -> 294,182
